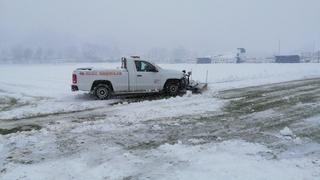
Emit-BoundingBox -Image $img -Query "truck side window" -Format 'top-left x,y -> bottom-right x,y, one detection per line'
135,61 -> 157,72
135,61 -> 142,71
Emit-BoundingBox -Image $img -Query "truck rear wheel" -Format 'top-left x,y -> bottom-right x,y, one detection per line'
94,84 -> 111,100
166,82 -> 179,96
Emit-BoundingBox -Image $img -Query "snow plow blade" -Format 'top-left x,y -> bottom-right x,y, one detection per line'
187,81 -> 208,94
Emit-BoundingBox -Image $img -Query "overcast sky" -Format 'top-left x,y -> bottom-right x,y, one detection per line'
1,0 -> 320,55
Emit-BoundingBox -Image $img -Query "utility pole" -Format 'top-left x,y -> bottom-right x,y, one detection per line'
313,41 -> 316,62
278,40 -> 281,55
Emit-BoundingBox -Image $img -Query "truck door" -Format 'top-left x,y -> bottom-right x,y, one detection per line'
134,60 -> 162,91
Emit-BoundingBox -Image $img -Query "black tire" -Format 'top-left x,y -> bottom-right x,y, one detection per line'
94,84 -> 111,100
166,82 -> 179,96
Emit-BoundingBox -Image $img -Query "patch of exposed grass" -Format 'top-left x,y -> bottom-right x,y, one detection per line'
223,88 -> 320,116
0,124 -> 41,135
219,78 -> 320,100
298,128 -> 320,143
127,140 -> 176,150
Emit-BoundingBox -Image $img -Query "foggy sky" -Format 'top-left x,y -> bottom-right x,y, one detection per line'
1,0 -> 320,55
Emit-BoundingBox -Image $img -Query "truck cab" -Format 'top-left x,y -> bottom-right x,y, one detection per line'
72,56 -> 188,100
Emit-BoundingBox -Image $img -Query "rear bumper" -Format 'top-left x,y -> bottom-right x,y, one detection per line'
71,85 -> 79,91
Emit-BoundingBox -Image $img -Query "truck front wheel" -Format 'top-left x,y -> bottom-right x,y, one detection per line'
166,82 -> 179,96
94,84 -> 111,100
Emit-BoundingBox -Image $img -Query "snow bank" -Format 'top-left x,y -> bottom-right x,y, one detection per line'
1,140 -> 319,180
71,94 -> 222,133
155,141 -> 319,180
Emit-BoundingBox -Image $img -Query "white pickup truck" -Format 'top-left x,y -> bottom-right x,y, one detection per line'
71,56 -> 195,100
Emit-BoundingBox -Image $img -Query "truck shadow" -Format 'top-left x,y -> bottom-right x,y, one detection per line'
109,93 -> 176,106
72,92 -> 172,105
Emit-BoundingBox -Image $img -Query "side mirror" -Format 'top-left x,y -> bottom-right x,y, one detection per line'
146,66 -> 158,72
151,67 -> 158,72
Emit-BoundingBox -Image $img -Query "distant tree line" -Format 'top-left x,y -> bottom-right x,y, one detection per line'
0,43 -> 122,63
0,44 -> 196,64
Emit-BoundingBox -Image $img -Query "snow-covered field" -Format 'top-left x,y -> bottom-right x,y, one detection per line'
1,62 -> 320,120
1,62 -> 320,180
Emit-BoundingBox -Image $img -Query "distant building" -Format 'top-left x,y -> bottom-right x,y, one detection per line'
196,57 -> 212,64
275,55 -> 300,63
213,48 -> 247,63
213,54 -> 236,63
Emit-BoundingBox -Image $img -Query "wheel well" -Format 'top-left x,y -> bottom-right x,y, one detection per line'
91,80 -> 114,92
164,79 -> 181,89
